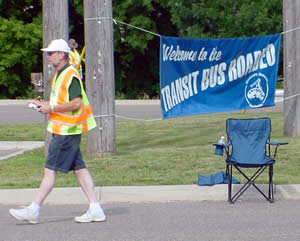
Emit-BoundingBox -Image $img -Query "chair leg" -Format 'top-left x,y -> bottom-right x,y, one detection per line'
226,165 -> 233,204
229,164 -> 274,204
269,164 -> 274,203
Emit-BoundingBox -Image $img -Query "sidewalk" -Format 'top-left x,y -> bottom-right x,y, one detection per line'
0,141 -> 44,161
1,184 -> 300,205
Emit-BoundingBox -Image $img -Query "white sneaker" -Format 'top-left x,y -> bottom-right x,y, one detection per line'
74,208 -> 106,223
9,207 -> 39,224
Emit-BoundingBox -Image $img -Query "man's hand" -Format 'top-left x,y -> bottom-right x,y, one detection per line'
28,100 -> 51,114
38,103 -> 52,114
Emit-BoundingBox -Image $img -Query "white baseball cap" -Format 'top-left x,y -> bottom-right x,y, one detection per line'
41,39 -> 70,53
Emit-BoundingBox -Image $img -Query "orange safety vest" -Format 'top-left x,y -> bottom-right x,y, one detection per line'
48,65 -> 96,135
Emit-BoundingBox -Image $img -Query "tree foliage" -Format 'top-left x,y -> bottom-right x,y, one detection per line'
0,0 -> 42,98
69,0 -> 84,47
112,0 -> 177,98
0,0 -> 283,99
167,0 -> 282,38
166,0 -> 283,76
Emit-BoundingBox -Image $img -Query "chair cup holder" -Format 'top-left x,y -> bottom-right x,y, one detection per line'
215,145 -> 224,156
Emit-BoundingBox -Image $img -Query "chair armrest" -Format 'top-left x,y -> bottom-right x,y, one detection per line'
267,142 -> 288,159
224,143 -> 231,148
268,142 -> 288,146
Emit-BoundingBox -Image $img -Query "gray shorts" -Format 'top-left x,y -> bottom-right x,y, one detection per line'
45,134 -> 86,173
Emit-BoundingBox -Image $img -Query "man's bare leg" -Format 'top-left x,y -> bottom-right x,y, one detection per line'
73,168 -> 106,223
9,168 -> 56,224
33,168 -> 56,205
74,168 -> 97,203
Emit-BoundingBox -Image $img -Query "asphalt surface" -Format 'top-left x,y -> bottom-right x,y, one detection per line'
0,97 -> 284,123
2,200 -> 300,241
0,100 -> 163,123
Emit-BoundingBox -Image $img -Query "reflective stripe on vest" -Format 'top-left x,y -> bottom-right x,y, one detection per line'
69,51 -> 76,67
69,49 -> 81,70
48,65 -> 96,135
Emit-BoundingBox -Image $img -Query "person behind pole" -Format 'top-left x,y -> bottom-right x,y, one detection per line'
68,38 -> 83,79
9,39 -> 106,224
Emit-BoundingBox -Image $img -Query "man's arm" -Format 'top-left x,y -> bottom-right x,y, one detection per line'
50,97 -> 82,112
30,97 -> 82,114
31,76 -> 82,114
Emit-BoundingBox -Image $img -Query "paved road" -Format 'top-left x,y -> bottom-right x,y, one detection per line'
0,105 -> 44,124
0,100 -> 163,123
2,200 -> 300,241
0,98 -> 284,123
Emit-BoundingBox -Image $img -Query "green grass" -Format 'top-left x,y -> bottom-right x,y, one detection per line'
0,111 -> 298,189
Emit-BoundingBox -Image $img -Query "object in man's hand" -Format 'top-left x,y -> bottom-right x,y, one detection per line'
28,103 -> 40,110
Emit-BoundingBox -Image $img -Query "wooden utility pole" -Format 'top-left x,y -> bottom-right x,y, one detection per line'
42,0 -> 69,154
283,0 -> 300,136
84,0 -> 116,154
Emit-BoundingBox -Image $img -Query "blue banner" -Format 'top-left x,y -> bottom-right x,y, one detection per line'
160,34 -> 281,119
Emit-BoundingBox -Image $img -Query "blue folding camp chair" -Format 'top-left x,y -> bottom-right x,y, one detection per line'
217,117 -> 288,204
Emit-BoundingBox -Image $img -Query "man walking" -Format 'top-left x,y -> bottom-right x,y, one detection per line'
9,39 -> 105,224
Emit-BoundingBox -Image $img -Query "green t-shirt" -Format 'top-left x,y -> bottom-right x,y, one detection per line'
69,77 -> 82,100
56,64 -> 82,100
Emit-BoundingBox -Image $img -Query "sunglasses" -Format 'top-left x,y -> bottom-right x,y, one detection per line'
47,51 -> 58,56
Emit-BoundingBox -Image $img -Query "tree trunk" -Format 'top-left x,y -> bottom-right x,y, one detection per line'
84,0 -> 116,155
283,0 -> 300,136
42,0 -> 69,155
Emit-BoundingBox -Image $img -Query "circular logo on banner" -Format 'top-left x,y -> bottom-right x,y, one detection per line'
245,73 -> 269,108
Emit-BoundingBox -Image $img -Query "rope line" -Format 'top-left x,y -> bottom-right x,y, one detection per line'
93,114 -> 162,122
116,114 -> 162,122
275,93 -> 300,103
113,19 -> 161,37
85,16 -> 300,37
84,17 -> 160,37
281,26 -> 300,35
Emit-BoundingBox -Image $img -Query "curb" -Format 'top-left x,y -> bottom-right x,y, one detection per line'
1,184 -> 300,205
0,185 -> 226,205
